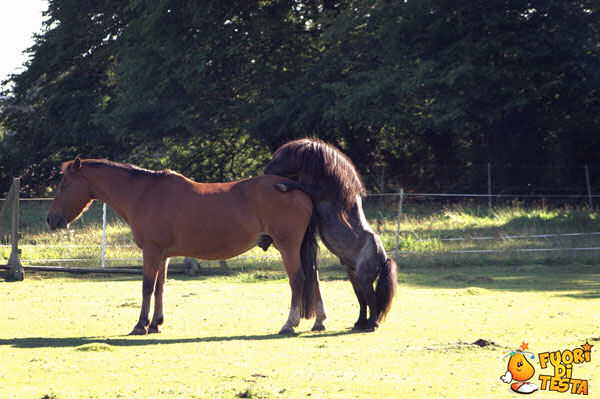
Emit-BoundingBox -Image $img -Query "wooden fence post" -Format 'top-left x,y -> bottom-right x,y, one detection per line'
487,163 -> 492,207
101,202 -> 107,268
585,165 -> 593,208
5,178 -> 24,281
183,257 -> 199,276
394,188 -> 404,260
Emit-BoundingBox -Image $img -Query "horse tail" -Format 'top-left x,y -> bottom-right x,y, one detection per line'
299,211 -> 319,319
376,257 -> 398,323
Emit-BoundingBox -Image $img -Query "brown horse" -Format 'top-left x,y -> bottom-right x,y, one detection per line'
46,158 -> 326,335
264,138 -> 397,332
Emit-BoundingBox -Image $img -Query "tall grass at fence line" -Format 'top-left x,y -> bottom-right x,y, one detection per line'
1,199 -> 599,272
364,197 -> 600,268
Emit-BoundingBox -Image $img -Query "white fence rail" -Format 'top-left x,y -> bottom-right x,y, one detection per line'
3,191 -> 599,269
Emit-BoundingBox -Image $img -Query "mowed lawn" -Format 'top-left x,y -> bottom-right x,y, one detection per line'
1,264 -> 599,398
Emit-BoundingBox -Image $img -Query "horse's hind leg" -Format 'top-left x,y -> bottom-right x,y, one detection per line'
347,266 -> 368,330
278,249 -> 304,335
311,270 -> 327,331
148,258 -> 169,334
356,262 -> 381,332
130,247 -> 162,335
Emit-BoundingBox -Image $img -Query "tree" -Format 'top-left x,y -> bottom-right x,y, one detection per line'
251,0 -> 600,192
2,0 -> 599,195
0,0 -> 129,193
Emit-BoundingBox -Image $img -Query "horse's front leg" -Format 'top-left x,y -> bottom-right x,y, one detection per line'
130,247 -> 162,335
148,258 -> 169,333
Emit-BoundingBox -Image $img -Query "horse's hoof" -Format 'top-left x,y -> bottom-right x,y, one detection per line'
352,321 -> 368,331
362,321 -> 379,333
279,326 -> 295,335
129,327 -> 148,335
311,323 -> 326,332
148,325 -> 161,334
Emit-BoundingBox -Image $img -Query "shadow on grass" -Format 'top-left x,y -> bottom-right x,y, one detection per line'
561,292 -> 600,299
17,261 -> 348,283
398,264 -> 600,299
17,262 -> 600,299
0,329 -> 363,349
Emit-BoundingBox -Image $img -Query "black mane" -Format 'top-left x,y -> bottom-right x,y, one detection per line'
271,138 -> 366,211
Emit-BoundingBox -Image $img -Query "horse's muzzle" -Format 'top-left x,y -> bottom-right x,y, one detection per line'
47,212 -> 68,230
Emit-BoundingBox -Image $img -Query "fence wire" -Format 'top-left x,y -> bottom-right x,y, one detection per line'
1,193 -> 599,270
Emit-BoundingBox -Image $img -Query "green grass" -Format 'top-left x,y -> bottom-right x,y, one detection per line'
1,200 -> 599,397
1,266 -> 599,398
1,200 -> 599,270
364,200 -> 600,267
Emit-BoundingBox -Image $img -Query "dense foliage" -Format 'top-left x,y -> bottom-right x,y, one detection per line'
1,0 -> 599,195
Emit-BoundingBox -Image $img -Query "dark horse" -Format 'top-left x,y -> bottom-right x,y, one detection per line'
264,138 -> 397,331
47,158 -> 326,335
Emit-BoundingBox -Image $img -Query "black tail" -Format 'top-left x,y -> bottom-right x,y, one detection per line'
376,258 -> 398,323
299,212 -> 319,319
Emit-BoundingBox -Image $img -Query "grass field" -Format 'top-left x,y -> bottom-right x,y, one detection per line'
1,265 -> 599,398
1,199 -> 599,269
1,200 -> 599,397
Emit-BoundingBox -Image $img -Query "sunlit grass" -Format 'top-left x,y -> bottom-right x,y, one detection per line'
1,200 -> 599,397
1,200 -> 599,270
1,266 -> 599,398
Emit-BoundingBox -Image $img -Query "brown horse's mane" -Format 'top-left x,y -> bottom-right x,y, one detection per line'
62,159 -> 176,179
273,138 -> 366,210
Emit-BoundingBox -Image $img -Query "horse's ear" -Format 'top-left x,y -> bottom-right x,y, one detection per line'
72,157 -> 81,171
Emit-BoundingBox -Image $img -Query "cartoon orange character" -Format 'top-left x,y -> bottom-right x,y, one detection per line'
501,342 -> 538,394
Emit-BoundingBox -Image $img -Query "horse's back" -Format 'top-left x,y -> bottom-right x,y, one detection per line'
232,175 -> 313,232
139,174 -> 311,223
233,176 -> 312,212
130,174 -> 312,259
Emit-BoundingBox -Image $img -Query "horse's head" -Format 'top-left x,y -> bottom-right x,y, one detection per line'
263,141 -> 304,179
264,138 -> 366,207
47,158 -> 94,230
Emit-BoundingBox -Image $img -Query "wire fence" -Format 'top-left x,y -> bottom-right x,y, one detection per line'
1,189 -> 599,272
360,163 -> 599,207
